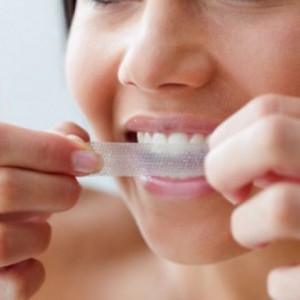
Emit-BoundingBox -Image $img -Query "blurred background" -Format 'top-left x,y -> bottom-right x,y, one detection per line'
0,0 -> 117,194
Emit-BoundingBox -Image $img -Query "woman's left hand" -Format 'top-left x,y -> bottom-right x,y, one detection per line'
206,93 -> 300,299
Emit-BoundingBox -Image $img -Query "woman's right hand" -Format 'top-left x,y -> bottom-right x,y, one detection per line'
0,122 -> 101,300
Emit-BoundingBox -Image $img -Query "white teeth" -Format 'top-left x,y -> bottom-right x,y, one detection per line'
168,132 -> 189,144
137,132 -> 208,145
137,132 -> 144,143
190,134 -> 205,144
136,131 -> 208,179
143,132 -> 152,143
152,133 -> 168,144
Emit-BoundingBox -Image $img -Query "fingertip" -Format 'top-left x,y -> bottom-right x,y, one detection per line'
207,130 -> 217,149
267,265 -> 300,299
66,134 -> 90,150
0,259 -> 46,300
50,122 -> 90,143
224,185 -> 253,205
72,150 -> 103,176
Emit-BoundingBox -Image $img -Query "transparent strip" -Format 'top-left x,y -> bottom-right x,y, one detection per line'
89,142 -> 208,177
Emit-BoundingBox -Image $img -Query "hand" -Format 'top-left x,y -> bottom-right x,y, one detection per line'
205,94 -> 300,299
0,122 -> 101,300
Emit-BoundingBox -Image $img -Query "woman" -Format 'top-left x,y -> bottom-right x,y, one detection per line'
2,0 -> 300,299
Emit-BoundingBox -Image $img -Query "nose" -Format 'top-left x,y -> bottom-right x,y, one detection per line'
118,1 -> 215,93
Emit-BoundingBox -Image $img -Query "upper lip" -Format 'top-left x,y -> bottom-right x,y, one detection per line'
124,115 -> 220,137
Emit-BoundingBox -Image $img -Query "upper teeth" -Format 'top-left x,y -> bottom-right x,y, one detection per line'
136,132 -> 208,179
137,132 -> 207,144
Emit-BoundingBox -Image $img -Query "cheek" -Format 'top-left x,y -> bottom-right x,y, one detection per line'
66,34 -> 120,140
219,17 -> 300,97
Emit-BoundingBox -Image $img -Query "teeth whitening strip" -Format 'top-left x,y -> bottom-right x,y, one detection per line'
89,142 -> 208,177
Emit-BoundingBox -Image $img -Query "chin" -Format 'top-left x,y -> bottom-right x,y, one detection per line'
140,220 -> 248,265
151,238 -> 248,265
118,178 -> 248,265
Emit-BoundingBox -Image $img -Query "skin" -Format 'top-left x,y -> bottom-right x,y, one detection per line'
2,0 -> 300,299
0,122 -> 102,299
66,0 -> 300,298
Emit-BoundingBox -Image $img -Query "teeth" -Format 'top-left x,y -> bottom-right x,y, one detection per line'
137,132 -> 208,144
143,132 -> 152,143
152,133 -> 167,144
168,132 -> 189,144
136,131 -> 208,179
190,134 -> 205,144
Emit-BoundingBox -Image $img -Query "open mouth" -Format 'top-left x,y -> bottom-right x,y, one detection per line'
124,114 -> 219,199
124,131 -> 209,180
126,131 -> 209,145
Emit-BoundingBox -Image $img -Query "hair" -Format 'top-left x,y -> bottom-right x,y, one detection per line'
64,0 -> 76,29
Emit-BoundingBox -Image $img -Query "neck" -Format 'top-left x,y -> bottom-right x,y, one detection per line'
159,241 -> 300,300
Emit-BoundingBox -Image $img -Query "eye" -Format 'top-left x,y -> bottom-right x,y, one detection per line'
88,0 -> 124,6
223,0 -> 265,2
219,0 -> 277,6
217,0 -> 289,10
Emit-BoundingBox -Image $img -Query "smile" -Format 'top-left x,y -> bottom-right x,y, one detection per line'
124,115 -> 217,198
137,131 -> 208,145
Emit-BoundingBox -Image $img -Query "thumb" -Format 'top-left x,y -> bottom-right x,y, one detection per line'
50,122 -> 103,175
50,121 -> 90,148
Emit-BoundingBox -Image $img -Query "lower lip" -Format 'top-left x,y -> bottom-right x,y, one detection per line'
139,176 -> 214,199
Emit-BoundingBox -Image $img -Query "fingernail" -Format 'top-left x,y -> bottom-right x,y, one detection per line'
67,134 -> 86,145
72,151 -> 102,174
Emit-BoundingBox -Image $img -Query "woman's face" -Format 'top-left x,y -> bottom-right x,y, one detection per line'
66,0 -> 300,264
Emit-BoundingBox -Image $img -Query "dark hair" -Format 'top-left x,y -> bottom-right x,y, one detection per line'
64,0 -> 76,29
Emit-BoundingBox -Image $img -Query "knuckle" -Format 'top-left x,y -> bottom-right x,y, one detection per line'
266,183 -> 296,234
250,93 -> 282,118
230,209 -> 243,241
40,139 -> 61,169
204,153 -> 222,191
0,124 -> 9,156
0,225 -> 11,265
0,169 -> 17,213
61,177 -> 81,210
256,115 -> 289,165
204,154 -> 214,183
35,223 -> 52,255
0,222 -> 52,267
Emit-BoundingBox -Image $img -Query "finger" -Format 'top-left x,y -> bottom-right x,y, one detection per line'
0,123 -> 101,175
268,265 -> 300,300
209,94 -> 300,148
50,121 -> 90,143
205,115 -> 300,201
0,168 -> 81,214
231,183 -> 300,249
0,259 -> 45,300
0,222 -> 51,267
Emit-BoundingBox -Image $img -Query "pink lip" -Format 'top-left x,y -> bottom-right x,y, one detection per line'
140,176 -> 215,199
124,115 -> 219,136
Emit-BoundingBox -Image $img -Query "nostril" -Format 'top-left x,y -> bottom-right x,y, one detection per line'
160,83 -> 186,89
158,83 -> 190,92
